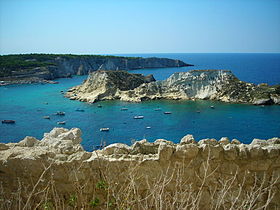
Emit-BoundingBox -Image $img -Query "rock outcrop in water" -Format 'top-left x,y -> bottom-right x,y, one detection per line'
66,69 -> 280,105
0,54 -> 191,85
0,127 -> 280,209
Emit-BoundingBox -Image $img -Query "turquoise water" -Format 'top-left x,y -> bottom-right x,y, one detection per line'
0,53 -> 280,151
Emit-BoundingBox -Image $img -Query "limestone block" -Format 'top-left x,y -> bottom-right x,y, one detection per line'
0,143 -> 9,150
223,144 -> 238,160
264,145 -> 280,158
131,140 -> 158,155
267,137 -> 280,145
219,137 -> 230,145
158,142 -> 175,160
180,134 -> 196,144
17,136 -> 39,147
238,144 -> 249,159
198,138 -> 218,146
102,143 -> 131,155
200,144 -> 222,159
250,139 -> 268,147
248,145 -> 264,159
175,144 -> 199,159
231,139 -> 241,144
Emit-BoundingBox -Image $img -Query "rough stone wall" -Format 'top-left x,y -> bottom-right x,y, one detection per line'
0,127 -> 279,209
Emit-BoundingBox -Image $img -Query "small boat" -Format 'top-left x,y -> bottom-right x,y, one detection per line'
43,116 -> 50,119
210,106 -> 215,109
55,111 -> 65,116
146,126 -> 151,129
57,121 -> 66,125
134,116 -> 144,119
75,108 -> 85,112
196,111 -> 201,113
154,108 -> 161,111
121,108 -> 128,111
100,128 -> 109,132
97,105 -> 102,108
44,102 -> 48,105
164,112 -> 172,114
2,120 -> 15,124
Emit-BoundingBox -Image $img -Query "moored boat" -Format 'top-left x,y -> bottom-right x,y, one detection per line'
43,116 -> 50,119
164,112 -> 172,114
75,108 -> 85,112
57,121 -> 66,125
55,111 -> 65,116
2,120 -> 15,124
100,128 -> 110,132
134,116 -> 144,119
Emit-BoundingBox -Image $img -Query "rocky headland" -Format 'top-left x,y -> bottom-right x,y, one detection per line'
0,127 -> 279,209
0,54 -> 191,85
66,69 -> 280,105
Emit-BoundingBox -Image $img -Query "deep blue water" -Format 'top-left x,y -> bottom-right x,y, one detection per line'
0,53 -> 280,151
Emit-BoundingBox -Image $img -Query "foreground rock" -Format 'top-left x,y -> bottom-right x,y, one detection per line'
66,69 -> 280,104
0,54 -> 191,85
0,127 -> 280,209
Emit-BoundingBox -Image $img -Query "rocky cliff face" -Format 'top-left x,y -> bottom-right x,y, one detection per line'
0,55 -> 190,85
0,127 -> 279,209
66,69 -> 280,105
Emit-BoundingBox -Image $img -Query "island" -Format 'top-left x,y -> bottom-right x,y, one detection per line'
65,69 -> 280,105
0,54 -> 192,85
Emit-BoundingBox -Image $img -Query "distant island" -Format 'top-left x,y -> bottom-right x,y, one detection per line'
0,54 -> 192,85
66,70 -> 280,105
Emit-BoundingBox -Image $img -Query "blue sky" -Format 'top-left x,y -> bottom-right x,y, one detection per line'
0,0 -> 280,54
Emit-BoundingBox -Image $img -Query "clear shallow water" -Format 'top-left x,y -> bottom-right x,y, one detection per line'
0,53 -> 280,151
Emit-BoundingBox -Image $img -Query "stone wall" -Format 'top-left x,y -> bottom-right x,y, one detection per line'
0,127 -> 279,209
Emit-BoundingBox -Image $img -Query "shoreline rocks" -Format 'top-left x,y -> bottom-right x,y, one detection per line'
65,69 -> 280,105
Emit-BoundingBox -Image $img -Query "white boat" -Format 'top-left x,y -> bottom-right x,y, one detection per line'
121,107 -> 128,111
146,126 -> 151,129
210,106 -> 215,109
154,108 -> 161,111
100,128 -> 110,132
57,121 -> 66,125
55,111 -> 65,116
164,112 -> 172,114
43,116 -> 50,119
134,116 -> 144,119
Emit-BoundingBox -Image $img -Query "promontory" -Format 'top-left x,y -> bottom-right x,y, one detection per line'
65,70 -> 280,105
0,54 -> 191,85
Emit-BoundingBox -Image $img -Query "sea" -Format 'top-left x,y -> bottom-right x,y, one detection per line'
0,53 -> 280,151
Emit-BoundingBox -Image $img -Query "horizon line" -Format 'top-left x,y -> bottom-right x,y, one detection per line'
1,52 -> 280,56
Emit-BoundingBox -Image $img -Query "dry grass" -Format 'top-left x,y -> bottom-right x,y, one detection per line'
0,150 -> 279,210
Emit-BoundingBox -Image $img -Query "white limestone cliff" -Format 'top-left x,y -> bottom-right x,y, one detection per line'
66,70 -> 280,105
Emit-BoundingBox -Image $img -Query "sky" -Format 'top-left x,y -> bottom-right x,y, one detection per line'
0,0 -> 280,54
